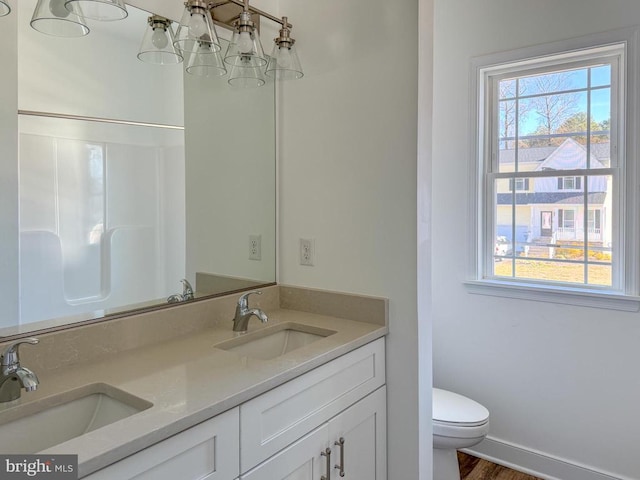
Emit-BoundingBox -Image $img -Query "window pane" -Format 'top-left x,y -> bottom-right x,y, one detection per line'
499,99 -> 516,149
590,88 -> 611,157
590,65 -> 611,88
555,244 -> 585,262
514,259 -> 585,284
587,183 -> 612,287
499,79 -> 516,99
492,173 -> 612,284
518,68 -> 587,96
519,91 -> 588,146
499,141 -> 551,173
588,263 -> 612,286
494,178 -> 514,266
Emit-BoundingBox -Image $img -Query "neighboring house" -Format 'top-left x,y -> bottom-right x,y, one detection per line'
496,138 -> 611,249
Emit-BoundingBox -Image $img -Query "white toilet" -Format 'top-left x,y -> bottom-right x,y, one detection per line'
433,388 -> 490,480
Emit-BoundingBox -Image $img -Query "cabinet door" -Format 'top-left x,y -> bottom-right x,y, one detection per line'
328,386 -> 386,480
82,408 -> 239,480
241,425 -> 330,480
240,338 -> 385,472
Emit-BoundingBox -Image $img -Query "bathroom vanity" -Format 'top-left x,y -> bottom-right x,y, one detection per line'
84,339 -> 386,480
0,286 -> 388,480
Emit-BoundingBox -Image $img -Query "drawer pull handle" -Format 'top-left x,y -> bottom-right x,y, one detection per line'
334,437 -> 345,477
321,447 -> 332,480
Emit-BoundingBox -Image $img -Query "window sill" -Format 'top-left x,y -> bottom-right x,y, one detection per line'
464,279 -> 640,312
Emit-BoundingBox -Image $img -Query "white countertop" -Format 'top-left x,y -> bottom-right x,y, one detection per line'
3,309 -> 387,477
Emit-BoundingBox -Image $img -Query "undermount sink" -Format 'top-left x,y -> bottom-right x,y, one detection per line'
0,383 -> 153,454
215,322 -> 337,360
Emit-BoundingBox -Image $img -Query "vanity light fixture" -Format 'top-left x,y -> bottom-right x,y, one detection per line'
211,0 -> 304,86
174,0 -> 222,57
30,0 -> 89,37
0,1 -> 10,17
185,41 -> 227,76
227,58 -> 266,87
138,15 -> 183,65
64,0 -> 127,22
265,17 -> 303,80
223,0 -> 266,69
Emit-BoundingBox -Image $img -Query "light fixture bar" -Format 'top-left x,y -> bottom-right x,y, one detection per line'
209,0 -> 292,29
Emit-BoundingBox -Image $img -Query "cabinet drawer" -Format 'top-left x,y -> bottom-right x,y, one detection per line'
83,408 -> 239,480
240,338 -> 385,472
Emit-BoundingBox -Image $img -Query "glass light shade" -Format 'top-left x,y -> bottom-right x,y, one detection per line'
0,1 -> 10,17
138,21 -> 183,65
31,0 -> 89,37
225,27 -> 266,67
185,42 -> 226,76
64,0 -> 127,21
173,4 -> 221,56
227,55 -> 266,88
266,43 -> 303,80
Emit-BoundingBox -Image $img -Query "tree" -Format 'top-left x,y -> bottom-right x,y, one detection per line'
499,80 -> 530,149
527,72 -> 580,146
557,112 -> 610,144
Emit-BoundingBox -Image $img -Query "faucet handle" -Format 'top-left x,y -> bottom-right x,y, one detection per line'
180,279 -> 194,300
1,338 -> 39,369
238,290 -> 262,309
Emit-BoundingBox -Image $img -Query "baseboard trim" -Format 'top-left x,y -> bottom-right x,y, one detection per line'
462,436 -> 631,480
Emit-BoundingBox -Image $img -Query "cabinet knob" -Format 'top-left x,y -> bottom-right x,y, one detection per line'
334,437 -> 345,477
321,447 -> 332,480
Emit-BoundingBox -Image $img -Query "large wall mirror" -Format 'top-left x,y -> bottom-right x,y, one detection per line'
0,0 -> 276,338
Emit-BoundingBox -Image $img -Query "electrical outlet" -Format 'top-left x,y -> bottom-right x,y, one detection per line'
249,235 -> 261,261
299,238 -> 314,266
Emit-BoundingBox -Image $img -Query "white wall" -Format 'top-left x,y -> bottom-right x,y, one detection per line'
277,0 -> 426,478
432,1 -> 640,479
184,74 -> 276,286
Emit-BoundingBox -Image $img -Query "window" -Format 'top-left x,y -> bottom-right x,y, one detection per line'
472,35 -> 640,304
509,178 -> 530,191
557,176 -> 582,190
588,209 -> 602,234
558,209 -> 575,231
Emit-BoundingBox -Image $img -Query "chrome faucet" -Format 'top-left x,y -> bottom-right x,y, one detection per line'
0,338 -> 40,403
232,291 -> 268,332
167,278 -> 195,303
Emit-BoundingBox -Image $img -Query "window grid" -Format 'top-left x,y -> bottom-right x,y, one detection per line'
484,49 -> 623,291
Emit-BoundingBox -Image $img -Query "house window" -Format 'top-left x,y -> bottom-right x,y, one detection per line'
557,176 -> 582,190
474,38 -> 634,298
558,209 -> 575,231
588,209 -> 602,234
509,178 -> 530,191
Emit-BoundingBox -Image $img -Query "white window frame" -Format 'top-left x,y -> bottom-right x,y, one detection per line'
466,28 -> 640,312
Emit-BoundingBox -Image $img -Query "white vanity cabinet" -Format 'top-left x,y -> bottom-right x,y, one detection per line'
240,338 -> 386,480
240,387 -> 386,480
82,407 -> 239,480
81,338 -> 386,480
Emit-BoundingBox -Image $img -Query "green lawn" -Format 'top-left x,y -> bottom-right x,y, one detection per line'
494,259 -> 612,286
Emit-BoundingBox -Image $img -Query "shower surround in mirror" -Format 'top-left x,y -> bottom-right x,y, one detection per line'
18,116 -> 185,327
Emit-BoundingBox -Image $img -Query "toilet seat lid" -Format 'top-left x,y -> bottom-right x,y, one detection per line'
433,388 -> 489,426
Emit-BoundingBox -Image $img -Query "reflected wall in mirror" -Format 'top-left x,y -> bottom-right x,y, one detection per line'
0,0 -> 275,338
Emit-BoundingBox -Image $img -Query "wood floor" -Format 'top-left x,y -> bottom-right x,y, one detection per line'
458,452 -> 543,480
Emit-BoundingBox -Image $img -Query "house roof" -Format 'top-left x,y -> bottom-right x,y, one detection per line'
536,138 -> 606,170
499,141 -> 610,166
497,192 -> 607,205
